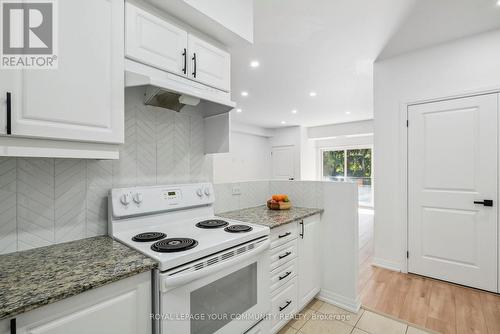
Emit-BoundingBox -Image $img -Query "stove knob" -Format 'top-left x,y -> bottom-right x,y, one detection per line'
204,187 -> 211,196
120,193 -> 132,205
196,188 -> 203,197
133,193 -> 143,204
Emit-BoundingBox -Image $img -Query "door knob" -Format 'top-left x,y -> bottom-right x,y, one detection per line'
473,200 -> 493,207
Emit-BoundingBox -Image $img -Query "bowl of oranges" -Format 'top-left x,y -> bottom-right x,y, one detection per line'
267,194 -> 292,210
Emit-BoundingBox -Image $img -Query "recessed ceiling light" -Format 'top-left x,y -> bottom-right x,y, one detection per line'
281,121 -> 286,125
345,111 -> 351,115
497,0 -> 500,6
236,108 -> 242,113
291,109 -> 298,114
309,91 -> 317,97
241,91 -> 249,97
250,60 -> 260,68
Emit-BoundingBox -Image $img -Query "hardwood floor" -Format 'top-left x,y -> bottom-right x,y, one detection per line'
358,209 -> 500,334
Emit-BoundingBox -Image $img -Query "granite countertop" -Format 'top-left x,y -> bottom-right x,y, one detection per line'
0,236 -> 157,320
219,205 -> 323,229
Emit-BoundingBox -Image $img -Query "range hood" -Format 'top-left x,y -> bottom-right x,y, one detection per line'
125,59 -> 236,116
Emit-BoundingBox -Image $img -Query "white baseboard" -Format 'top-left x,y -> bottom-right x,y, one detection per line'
317,289 -> 361,313
372,257 -> 401,272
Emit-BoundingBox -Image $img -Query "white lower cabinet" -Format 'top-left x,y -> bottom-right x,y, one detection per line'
270,278 -> 298,333
9,272 -> 151,334
268,214 -> 321,334
297,214 -> 322,310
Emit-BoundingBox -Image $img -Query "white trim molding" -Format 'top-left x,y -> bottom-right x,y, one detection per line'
317,289 -> 361,313
372,257 -> 401,272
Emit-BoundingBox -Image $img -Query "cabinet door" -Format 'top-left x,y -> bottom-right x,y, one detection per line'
4,0 -> 124,143
126,2 -> 188,76
15,272 -> 151,334
298,215 -> 321,309
188,34 -> 230,92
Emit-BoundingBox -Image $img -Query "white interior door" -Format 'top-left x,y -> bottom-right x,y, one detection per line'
408,93 -> 498,292
272,145 -> 295,180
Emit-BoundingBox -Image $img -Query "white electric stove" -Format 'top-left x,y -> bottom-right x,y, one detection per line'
108,183 -> 271,334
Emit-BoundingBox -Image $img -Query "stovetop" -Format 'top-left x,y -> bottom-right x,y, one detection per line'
112,215 -> 269,271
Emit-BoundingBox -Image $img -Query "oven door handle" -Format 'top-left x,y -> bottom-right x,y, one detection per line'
161,238 -> 270,291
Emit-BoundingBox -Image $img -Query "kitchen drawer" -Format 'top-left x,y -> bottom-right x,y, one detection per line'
271,277 -> 298,333
270,223 -> 298,249
270,258 -> 297,292
270,239 -> 297,271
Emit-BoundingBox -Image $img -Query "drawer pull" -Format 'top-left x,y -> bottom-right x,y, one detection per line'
279,251 -> 292,260
279,300 -> 292,312
279,271 -> 292,280
278,232 -> 291,239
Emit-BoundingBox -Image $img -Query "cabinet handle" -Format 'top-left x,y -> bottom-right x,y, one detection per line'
279,300 -> 292,312
279,251 -> 291,259
278,232 -> 291,239
10,318 -> 16,334
279,271 -> 292,280
6,92 -> 11,135
192,53 -> 197,78
299,220 -> 304,239
182,48 -> 187,74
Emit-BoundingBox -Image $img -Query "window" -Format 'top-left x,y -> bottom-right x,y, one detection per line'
322,148 -> 373,206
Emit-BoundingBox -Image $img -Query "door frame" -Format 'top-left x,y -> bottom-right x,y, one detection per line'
399,87 -> 500,283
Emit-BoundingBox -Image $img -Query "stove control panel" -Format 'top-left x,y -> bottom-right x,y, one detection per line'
110,183 -> 214,219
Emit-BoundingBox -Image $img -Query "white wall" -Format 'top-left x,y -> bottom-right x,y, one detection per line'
373,29 -> 500,270
308,120 -> 373,140
212,123 -> 272,183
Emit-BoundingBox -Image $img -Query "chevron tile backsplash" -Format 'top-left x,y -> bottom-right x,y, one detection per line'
0,87 -> 212,254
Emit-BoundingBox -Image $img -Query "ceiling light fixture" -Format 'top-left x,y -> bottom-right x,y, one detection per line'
236,108 -> 242,113
281,121 -> 286,125
241,91 -> 249,97
250,60 -> 260,68
345,111 -> 351,115
309,91 -> 317,97
497,0 -> 500,6
291,109 -> 298,114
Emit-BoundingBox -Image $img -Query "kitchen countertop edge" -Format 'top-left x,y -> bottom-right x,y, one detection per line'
0,236 -> 157,320
218,205 -> 324,229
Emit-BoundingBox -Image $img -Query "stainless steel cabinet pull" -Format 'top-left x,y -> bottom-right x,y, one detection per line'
6,92 -> 11,135
279,300 -> 292,312
279,271 -> 292,280
278,232 -> 291,239
192,53 -> 197,78
279,251 -> 291,259
299,220 -> 304,239
10,318 -> 16,334
182,48 -> 187,74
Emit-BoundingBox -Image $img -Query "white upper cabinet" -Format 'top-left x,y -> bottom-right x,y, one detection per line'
0,0 -> 124,144
125,2 -> 231,93
126,3 -> 188,76
188,34 -> 231,92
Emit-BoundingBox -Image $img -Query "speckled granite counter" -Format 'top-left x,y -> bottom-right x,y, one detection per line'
218,205 -> 323,229
0,236 -> 157,320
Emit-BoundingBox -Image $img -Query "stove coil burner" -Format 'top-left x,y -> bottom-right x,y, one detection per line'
132,232 -> 166,242
196,219 -> 229,229
151,238 -> 198,253
224,225 -> 253,233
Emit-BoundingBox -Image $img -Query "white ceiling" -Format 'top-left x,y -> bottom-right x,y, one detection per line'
379,0 -> 500,59
229,0 -> 413,128
229,0 -> 500,129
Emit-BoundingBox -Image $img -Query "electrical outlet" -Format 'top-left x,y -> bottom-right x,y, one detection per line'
232,185 -> 241,195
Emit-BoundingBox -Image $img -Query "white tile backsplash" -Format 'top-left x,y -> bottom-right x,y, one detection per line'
0,87 -> 212,254
213,180 -> 324,214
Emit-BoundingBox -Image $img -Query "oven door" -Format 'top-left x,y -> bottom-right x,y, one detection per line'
159,237 -> 270,334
